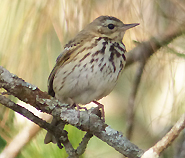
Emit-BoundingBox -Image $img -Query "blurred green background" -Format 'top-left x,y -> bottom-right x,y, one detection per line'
0,0 -> 185,158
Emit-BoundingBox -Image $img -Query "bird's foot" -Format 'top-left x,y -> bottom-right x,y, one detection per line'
93,101 -> 105,122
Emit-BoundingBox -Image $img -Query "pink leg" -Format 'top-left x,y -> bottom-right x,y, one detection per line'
93,101 -> 105,122
72,103 -> 87,118
76,104 -> 87,111
71,103 -> 87,110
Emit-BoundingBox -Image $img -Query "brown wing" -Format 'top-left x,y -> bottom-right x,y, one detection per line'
47,44 -> 83,96
48,29 -> 93,96
48,49 -> 71,97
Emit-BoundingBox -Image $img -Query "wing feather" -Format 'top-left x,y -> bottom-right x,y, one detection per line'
47,44 -> 83,96
47,29 -> 94,97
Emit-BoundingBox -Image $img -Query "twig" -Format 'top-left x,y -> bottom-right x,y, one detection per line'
125,23 -> 185,68
141,113 -> 185,158
76,132 -> 93,156
0,95 -> 77,157
174,130 -> 185,158
126,61 -> 146,139
0,95 -> 53,131
0,122 -> 41,158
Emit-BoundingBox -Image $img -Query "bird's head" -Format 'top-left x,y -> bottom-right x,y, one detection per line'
85,16 -> 139,41
65,16 -> 139,48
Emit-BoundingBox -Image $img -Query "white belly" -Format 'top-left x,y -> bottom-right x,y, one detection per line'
53,39 -> 126,104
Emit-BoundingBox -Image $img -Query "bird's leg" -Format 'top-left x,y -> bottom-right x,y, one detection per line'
71,103 -> 87,118
93,101 -> 105,122
71,103 -> 87,111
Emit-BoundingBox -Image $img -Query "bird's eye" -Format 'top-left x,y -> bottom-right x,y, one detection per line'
108,24 -> 115,30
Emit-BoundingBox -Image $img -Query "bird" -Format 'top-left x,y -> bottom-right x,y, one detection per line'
44,15 -> 139,144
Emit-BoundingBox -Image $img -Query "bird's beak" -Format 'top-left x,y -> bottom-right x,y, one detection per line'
121,23 -> 139,31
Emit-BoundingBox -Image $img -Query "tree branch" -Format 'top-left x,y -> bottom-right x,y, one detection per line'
126,61 -> 146,139
141,113 -> 185,158
0,95 -> 78,157
125,23 -> 185,68
76,132 -> 93,156
0,66 -> 144,158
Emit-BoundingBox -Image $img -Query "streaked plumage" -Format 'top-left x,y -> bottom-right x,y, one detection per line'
45,16 -> 139,144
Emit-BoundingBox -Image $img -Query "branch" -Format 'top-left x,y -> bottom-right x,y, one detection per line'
141,113 -> 185,158
76,132 -> 93,156
126,61 -> 146,139
0,95 -> 78,157
0,66 -> 144,158
174,130 -> 185,158
0,113 -> 49,158
125,23 -> 185,68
